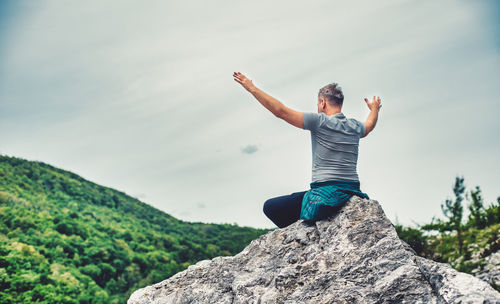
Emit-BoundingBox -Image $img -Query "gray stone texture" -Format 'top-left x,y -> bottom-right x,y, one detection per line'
474,251 -> 500,290
128,196 -> 500,304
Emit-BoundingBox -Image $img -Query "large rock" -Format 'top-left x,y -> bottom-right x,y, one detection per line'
128,196 -> 500,304
474,251 -> 500,290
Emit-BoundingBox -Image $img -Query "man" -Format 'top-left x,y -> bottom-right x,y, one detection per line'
233,71 -> 382,228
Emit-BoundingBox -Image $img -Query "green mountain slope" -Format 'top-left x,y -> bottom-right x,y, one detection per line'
0,155 -> 269,304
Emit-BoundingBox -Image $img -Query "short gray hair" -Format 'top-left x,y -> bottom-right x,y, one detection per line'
318,83 -> 344,107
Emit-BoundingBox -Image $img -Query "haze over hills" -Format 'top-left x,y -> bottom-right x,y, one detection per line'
0,154 -> 268,304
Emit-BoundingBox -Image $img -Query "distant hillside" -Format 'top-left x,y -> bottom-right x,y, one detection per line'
0,155 -> 269,304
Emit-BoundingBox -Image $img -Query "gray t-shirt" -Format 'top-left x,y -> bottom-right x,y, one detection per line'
303,112 -> 365,183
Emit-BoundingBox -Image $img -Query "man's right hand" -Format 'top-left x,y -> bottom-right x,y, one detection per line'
364,96 -> 382,112
233,72 -> 256,93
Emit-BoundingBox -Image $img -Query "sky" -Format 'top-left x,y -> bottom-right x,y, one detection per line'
1,0 -> 499,229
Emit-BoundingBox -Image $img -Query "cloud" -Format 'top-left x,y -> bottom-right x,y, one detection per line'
241,144 -> 258,155
179,211 -> 191,217
134,193 -> 147,200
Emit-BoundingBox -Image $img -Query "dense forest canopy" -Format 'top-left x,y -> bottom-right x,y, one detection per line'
0,155 -> 269,304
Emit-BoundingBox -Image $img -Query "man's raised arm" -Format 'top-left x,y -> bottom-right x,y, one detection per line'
362,96 -> 382,137
233,71 -> 304,129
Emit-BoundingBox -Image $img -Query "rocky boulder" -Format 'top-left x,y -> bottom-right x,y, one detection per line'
474,251 -> 500,291
128,196 -> 500,303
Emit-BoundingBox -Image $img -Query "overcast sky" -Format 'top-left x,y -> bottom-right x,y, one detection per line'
1,0 -> 499,228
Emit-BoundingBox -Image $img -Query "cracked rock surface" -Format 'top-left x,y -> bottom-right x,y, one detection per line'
474,251 -> 500,289
128,196 -> 500,304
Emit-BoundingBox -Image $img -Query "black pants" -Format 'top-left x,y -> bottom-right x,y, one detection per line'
263,191 -> 307,228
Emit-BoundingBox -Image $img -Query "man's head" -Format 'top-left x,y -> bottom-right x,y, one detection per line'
317,83 -> 344,114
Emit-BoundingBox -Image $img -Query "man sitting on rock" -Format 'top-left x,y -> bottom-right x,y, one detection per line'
233,72 -> 382,228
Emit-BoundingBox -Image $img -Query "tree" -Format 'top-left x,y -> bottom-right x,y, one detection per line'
422,176 -> 465,254
484,196 -> 500,227
466,186 -> 488,229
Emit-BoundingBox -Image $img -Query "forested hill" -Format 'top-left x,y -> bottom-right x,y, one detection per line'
0,154 -> 269,304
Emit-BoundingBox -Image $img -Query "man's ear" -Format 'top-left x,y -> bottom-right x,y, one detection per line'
320,98 -> 326,110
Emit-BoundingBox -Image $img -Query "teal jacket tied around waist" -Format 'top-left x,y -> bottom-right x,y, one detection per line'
299,180 -> 369,222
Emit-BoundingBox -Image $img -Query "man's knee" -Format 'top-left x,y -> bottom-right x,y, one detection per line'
263,198 -> 274,216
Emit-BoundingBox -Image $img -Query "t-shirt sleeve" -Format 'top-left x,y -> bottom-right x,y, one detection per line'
302,112 -> 320,131
357,120 -> 366,137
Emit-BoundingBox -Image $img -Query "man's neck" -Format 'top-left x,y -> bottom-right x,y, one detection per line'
324,107 -> 342,116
